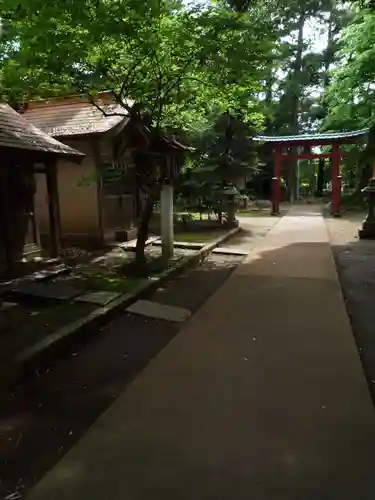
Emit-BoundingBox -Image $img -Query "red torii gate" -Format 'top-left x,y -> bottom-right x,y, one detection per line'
254,129 -> 369,216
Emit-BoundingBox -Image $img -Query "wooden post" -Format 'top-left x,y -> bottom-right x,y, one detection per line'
0,167 -> 14,274
45,160 -> 61,257
331,143 -> 341,217
272,146 -> 282,215
92,139 -> 104,243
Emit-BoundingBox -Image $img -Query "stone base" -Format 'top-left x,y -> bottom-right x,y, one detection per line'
358,220 -> 375,239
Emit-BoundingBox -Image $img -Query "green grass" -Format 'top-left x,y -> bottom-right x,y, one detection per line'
174,229 -> 226,243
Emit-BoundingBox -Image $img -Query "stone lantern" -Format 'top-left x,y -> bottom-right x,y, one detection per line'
359,177 -> 375,239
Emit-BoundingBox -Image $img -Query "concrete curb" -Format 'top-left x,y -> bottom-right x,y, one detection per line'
4,225 -> 241,384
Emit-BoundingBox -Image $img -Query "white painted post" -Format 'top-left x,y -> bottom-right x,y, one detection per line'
161,184 -> 174,260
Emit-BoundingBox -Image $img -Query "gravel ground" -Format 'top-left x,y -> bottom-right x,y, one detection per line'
326,212 -> 375,405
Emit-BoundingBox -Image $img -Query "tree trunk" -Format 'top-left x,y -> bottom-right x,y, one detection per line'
288,9 -> 305,203
285,149 -> 297,204
316,158 -> 325,197
264,69 -> 274,133
135,193 -> 157,267
324,4 -> 335,88
357,126 -> 375,191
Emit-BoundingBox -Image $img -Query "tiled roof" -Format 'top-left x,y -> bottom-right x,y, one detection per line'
254,128 -> 369,144
0,104 -> 84,159
23,95 -> 130,137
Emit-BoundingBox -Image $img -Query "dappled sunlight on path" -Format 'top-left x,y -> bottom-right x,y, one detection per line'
26,205 -> 375,500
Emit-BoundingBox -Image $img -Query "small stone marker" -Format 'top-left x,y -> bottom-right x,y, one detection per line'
75,291 -> 122,306
127,300 -> 191,322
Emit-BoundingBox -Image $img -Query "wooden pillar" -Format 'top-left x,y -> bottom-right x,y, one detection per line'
331,143 -> 341,217
45,160 -> 61,257
0,167 -> 14,274
92,139 -> 104,242
272,146 -> 282,215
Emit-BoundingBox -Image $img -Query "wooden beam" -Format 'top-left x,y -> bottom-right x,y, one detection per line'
45,161 -> 61,257
281,151 -> 343,161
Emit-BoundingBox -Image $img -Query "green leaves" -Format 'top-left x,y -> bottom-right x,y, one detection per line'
324,10 -> 375,130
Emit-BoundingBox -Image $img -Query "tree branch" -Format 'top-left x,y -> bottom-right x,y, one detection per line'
161,56 -> 196,99
88,95 -> 129,118
181,76 -> 218,87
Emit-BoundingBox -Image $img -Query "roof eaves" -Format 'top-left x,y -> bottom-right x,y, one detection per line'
254,128 -> 370,143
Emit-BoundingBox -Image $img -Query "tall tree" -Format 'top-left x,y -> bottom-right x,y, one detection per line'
323,6 -> 375,189
1,0 -> 275,267
230,0 -> 352,199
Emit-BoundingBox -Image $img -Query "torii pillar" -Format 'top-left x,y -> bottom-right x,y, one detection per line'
331,143 -> 341,217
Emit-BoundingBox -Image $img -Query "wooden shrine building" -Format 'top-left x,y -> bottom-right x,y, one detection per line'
0,103 -> 84,276
254,129 -> 369,216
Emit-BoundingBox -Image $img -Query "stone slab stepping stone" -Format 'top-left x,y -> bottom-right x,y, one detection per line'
0,263 -> 69,294
127,300 -> 191,322
32,264 -> 70,282
12,282 -> 81,300
0,301 -> 18,312
75,291 -> 122,306
212,247 -> 248,256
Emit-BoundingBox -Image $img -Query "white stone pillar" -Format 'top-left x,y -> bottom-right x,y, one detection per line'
161,184 -> 174,260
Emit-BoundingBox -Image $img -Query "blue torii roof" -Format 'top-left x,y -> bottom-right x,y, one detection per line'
254,128 -> 369,145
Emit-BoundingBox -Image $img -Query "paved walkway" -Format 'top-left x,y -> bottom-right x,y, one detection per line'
27,206 -> 375,500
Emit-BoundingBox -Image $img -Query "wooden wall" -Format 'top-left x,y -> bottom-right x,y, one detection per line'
35,138 -> 101,245
35,129 -> 138,247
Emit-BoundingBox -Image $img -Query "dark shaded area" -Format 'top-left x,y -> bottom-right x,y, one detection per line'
0,254 -> 242,499
331,240 -> 375,406
11,240 -> 375,500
